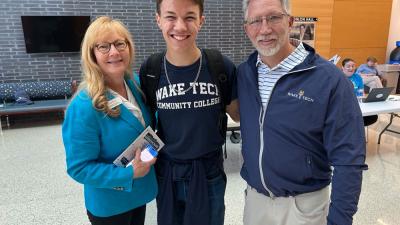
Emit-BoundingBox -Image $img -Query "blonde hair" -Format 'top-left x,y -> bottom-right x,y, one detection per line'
79,16 -> 135,117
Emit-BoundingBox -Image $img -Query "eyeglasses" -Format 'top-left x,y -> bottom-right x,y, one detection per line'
95,40 -> 128,53
344,64 -> 356,69
343,61 -> 356,69
245,13 -> 288,30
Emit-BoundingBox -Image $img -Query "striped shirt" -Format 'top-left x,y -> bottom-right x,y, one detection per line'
257,40 -> 309,108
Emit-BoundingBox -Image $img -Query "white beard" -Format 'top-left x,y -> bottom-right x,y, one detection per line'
255,42 -> 281,57
253,30 -> 289,57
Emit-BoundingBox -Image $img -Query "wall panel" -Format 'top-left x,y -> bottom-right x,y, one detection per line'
330,48 -> 386,67
0,0 -> 253,83
292,0 -> 335,58
330,0 -> 392,64
292,0 -> 392,64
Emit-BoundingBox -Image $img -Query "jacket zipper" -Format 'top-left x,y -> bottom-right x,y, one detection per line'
258,106 -> 275,198
257,65 -> 316,198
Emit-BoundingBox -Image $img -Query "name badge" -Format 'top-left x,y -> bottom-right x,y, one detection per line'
108,97 -> 123,109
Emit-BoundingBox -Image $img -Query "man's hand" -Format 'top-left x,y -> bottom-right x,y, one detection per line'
132,149 -> 156,178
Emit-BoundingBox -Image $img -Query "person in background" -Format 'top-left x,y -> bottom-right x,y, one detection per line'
356,56 -> 386,89
62,16 -> 157,225
290,24 -> 311,41
237,0 -> 367,225
342,58 -> 364,95
342,58 -> 378,127
299,23 -> 312,41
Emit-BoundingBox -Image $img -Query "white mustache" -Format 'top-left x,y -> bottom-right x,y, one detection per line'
256,35 -> 277,42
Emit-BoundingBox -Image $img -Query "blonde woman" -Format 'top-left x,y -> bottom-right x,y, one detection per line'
62,16 -> 157,225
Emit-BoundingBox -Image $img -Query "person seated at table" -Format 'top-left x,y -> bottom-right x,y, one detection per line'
356,56 -> 385,90
342,58 -> 378,126
342,58 -> 363,95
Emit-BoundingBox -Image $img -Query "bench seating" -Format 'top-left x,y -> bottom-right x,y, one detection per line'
0,80 -> 77,129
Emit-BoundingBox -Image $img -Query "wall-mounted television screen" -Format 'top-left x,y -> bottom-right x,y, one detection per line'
21,16 -> 91,53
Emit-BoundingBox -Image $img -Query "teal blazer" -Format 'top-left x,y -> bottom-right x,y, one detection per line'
62,78 -> 157,217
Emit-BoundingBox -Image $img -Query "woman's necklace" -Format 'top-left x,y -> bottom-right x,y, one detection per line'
163,51 -> 202,94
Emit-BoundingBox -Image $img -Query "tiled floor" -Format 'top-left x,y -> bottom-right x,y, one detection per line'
0,114 -> 399,225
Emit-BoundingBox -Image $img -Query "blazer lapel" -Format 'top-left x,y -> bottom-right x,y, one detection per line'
126,79 -> 152,127
106,90 -> 144,134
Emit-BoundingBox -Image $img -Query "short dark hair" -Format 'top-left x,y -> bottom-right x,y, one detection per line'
342,58 -> 354,67
156,0 -> 204,16
367,56 -> 377,63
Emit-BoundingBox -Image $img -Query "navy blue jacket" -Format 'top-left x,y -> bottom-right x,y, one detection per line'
237,45 -> 367,225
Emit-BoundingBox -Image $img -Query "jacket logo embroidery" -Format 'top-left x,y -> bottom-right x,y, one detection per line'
288,90 -> 314,102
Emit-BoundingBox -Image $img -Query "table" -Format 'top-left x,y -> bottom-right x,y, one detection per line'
225,96 -> 400,145
359,95 -> 400,144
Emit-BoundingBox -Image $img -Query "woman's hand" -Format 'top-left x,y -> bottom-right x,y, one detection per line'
132,149 -> 157,178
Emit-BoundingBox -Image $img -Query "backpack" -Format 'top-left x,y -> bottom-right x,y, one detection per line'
139,49 -> 231,156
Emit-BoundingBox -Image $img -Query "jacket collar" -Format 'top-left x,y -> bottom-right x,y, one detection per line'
106,77 -> 151,133
246,42 -> 318,73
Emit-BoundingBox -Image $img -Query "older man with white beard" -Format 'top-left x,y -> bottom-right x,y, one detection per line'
236,0 -> 368,225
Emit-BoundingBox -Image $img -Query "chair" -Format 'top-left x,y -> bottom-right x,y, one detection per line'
364,85 -> 370,94
363,115 -> 378,142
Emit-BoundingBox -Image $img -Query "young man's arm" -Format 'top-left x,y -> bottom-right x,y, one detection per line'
375,66 -> 383,76
221,55 -> 240,122
226,99 -> 239,122
356,64 -> 375,76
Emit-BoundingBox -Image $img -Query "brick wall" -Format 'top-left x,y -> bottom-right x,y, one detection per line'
0,0 -> 254,83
